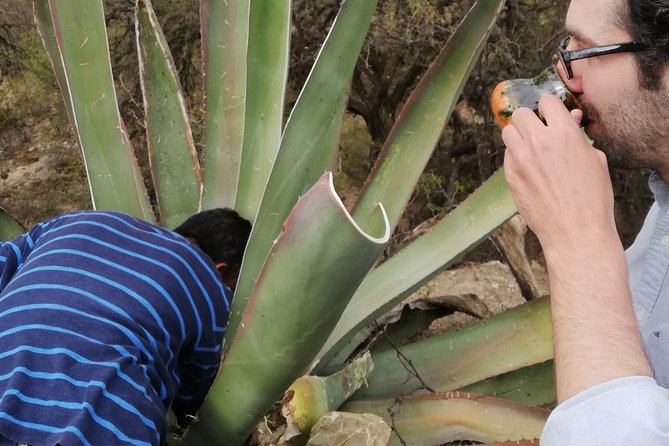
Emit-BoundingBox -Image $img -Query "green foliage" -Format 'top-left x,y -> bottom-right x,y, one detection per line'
417,172 -> 448,215
333,115 -> 372,198
0,70 -> 89,227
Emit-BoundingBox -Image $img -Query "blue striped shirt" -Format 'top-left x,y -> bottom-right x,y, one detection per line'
0,211 -> 230,446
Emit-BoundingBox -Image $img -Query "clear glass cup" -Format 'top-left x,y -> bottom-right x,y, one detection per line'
490,65 -> 583,129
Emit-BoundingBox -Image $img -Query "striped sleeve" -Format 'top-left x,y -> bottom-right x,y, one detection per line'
171,288 -> 230,422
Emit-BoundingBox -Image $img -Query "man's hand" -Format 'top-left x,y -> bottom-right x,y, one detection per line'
501,94 -> 652,402
502,95 -> 616,256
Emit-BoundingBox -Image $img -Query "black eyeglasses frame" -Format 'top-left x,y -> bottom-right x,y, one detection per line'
558,36 -> 649,79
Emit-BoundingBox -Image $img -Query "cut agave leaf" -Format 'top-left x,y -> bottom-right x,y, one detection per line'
281,353 -> 375,444
316,170 -> 517,372
193,172 -> 389,445
342,392 -> 547,446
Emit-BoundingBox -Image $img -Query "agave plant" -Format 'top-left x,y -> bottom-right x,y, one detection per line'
0,0 -> 558,444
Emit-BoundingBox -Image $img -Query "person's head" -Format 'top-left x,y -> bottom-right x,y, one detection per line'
174,208 -> 251,289
557,0 -> 669,176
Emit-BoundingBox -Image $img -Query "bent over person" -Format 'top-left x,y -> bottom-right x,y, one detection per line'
0,208 -> 251,445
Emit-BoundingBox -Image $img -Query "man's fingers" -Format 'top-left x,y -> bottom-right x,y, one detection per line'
509,106 -> 542,136
538,94 -> 575,127
501,122 -> 524,150
570,108 -> 583,126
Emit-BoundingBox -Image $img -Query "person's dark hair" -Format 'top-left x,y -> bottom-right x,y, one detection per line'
624,0 -> 669,90
174,208 -> 251,268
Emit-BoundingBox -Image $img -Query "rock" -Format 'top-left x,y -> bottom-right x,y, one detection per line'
306,412 -> 391,446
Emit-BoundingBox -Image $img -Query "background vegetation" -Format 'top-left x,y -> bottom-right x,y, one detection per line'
0,0 -> 651,252
1,0 -> 651,256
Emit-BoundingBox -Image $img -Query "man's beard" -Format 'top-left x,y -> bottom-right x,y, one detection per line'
579,86 -> 669,170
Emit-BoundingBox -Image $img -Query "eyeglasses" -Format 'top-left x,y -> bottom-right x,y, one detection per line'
557,36 -> 649,79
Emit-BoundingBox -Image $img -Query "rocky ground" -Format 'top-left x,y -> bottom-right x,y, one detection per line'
418,259 -> 548,335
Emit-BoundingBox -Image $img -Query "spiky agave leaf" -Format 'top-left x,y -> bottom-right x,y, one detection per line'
33,0 -> 153,221
226,0 -> 379,352
234,0 -> 291,222
200,0 -> 252,212
136,0 -> 202,228
352,0 -> 505,235
194,172 -> 389,444
199,0 -> 250,211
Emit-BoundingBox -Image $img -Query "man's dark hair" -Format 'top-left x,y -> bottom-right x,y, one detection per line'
625,0 -> 669,90
174,208 -> 251,268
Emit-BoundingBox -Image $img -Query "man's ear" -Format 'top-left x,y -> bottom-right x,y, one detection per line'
216,262 -> 238,289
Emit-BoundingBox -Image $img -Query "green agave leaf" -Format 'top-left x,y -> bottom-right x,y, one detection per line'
136,0 -> 202,228
325,299 -> 457,373
462,360 -> 555,406
342,392 -> 547,446
200,0 -> 250,211
33,0 -> 76,139
34,0 -> 154,221
227,0 -> 379,349
351,298 -> 552,401
234,0 -> 291,222
353,0 -> 505,235
0,208 -> 25,241
316,170 -> 517,371
194,172 -> 389,445
368,301 -> 460,358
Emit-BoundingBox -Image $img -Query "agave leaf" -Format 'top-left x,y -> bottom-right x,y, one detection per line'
316,170 -> 516,371
195,172 -> 389,444
368,294 -> 491,358
352,0 -> 505,235
233,0 -> 291,221
33,0 -> 76,136
0,208 -> 25,241
281,353 -> 375,444
33,0 -> 154,221
342,392 -> 548,446
321,325 -> 377,375
136,0 -> 202,228
227,0 -> 379,350
351,297 -> 552,401
200,0 -> 250,211
326,299 -> 459,373
462,360 -> 555,406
